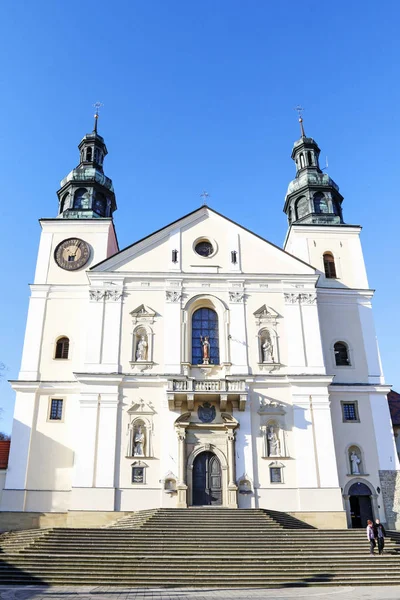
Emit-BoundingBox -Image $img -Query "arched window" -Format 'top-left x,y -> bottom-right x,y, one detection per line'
299,154 -> 305,168
93,192 -> 106,216
295,196 -> 308,221
191,308 -> 219,365
323,252 -> 337,278
55,337 -> 70,359
59,193 -> 69,214
334,341 -> 350,366
73,188 -> 90,209
307,151 -> 313,166
314,193 -> 329,214
85,147 -> 92,161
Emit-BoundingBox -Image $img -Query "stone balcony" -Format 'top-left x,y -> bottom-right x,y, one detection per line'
167,378 -> 247,411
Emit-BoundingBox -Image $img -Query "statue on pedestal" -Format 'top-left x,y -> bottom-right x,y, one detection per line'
133,425 -> 145,456
267,425 -> 281,457
262,339 -> 274,363
350,450 -> 361,474
136,335 -> 148,361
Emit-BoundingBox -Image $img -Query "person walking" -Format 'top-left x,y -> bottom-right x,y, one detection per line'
375,519 -> 386,555
366,520 -> 376,556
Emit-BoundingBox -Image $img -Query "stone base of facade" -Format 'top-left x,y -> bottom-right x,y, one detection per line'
379,469 -> 400,529
287,511 -> 347,529
0,508 -> 348,532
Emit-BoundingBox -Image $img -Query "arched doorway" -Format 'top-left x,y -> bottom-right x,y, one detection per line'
192,451 -> 222,506
349,481 -> 373,528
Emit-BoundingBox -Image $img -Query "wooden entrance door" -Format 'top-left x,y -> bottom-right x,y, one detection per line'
349,482 -> 374,528
192,451 -> 222,506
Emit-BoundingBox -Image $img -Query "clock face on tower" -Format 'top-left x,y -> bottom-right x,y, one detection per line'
54,238 -> 90,271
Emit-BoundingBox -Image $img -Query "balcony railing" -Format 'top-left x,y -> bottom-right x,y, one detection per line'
171,379 -> 246,392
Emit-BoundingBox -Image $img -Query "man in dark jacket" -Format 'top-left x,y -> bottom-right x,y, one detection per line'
375,519 -> 386,555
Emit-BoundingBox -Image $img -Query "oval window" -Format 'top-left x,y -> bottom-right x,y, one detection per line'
195,240 -> 214,257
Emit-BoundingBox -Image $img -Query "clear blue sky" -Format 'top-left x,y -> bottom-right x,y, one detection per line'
0,1 -> 399,434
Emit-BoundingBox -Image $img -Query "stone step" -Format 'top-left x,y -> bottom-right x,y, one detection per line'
2,574 -> 400,586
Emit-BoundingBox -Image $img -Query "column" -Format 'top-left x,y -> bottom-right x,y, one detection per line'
164,289 -> 182,373
19,287 -> 49,380
226,427 -> 238,508
228,290 -> 248,374
233,402 -> 254,503
176,426 -> 187,507
1,390 -> 36,510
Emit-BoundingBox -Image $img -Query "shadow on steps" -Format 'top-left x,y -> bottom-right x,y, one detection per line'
262,509 -> 315,529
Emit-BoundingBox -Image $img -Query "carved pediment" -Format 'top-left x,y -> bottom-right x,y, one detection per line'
254,305 -> 279,325
127,399 -> 156,415
258,397 -> 286,415
130,304 -> 157,324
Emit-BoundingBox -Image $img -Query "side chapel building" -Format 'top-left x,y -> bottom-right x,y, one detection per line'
2,114 -> 399,529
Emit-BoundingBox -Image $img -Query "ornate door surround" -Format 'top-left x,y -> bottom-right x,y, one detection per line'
174,412 -> 238,508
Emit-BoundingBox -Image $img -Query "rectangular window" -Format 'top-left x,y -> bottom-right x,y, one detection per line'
270,467 -> 282,483
172,249 -> 178,263
231,250 -> 237,264
342,401 -> 359,422
132,467 -> 145,484
49,399 -> 63,421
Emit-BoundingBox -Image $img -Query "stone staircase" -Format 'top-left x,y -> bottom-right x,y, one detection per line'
1,508 -> 400,587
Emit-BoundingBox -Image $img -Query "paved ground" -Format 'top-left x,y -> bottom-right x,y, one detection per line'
1,587 -> 400,600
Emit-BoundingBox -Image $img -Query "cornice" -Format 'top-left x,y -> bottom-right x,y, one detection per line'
329,384 -> 391,394
9,380 -> 79,393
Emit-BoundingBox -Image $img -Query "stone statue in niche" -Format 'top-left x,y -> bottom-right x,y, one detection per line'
200,336 -> 210,364
350,450 -> 361,474
133,424 -> 146,456
136,334 -> 148,361
267,425 -> 281,457
260,331 -> 274,363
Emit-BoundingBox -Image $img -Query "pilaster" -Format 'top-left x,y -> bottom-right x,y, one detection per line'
164,287 -> 182,374
95,392 -> 119,488
19,286 -> 49,380
2,390 -> 37,510
72,393 -> 99,488
228,286 -> 248,374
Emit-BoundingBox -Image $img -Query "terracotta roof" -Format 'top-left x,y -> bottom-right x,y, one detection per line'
388,390 -> 400,427
0,440 -> 10,469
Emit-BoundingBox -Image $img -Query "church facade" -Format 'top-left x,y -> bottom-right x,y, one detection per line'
2,115 -> 399,528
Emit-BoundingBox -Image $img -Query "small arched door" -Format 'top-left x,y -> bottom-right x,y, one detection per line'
192,451 -> 222,506
349,482 -> 373,528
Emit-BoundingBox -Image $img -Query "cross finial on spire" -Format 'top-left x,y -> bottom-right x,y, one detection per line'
294,105 -> 306,137
200,190 -> 210,206
93,102 -> 103,133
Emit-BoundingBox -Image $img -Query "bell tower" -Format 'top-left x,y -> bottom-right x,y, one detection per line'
57,107 -> 117,219
32,108 -> 119,287
283,112 -> 344,227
